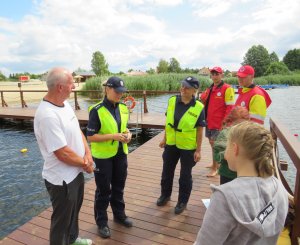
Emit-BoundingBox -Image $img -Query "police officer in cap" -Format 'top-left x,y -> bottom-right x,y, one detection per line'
87,76 -> 133,238
157,76 -> 206,214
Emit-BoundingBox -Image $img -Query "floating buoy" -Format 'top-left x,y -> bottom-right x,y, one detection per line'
20,148 -> 28,153
294,134 -> 299,137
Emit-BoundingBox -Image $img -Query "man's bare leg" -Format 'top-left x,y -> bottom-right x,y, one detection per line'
206,139 -> 218,177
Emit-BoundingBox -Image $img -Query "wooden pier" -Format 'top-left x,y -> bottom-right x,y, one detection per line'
0,131 -> 218,245
0,107 -> 165,129
0,89 -> 177,128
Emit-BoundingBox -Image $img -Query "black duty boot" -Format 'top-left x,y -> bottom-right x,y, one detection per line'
114,216 -> 133,227
174,202 -> 187,214
156,195 -> 171,206
98,225 -> 111,238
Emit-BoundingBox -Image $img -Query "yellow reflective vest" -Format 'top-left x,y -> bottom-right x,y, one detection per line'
89,101 -> 129,159
165,96 -> 204,150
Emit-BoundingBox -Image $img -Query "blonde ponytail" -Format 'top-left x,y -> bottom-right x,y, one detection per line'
228,121 -> 274,177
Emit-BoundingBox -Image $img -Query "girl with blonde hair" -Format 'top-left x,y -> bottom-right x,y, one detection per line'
194,121 -> 288,245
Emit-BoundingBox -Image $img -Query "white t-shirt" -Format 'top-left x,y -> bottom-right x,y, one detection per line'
34,100 -> 85,185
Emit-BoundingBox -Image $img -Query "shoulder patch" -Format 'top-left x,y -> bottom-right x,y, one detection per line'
256,203 -> 274,224
94,102 -> 104,111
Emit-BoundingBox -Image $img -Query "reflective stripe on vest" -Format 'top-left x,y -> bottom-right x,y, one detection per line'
165,96 -> 204,150
89,102 -> 129,159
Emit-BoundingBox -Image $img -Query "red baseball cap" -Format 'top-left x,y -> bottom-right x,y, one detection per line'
210,66 -> 223,73
237,65 -> 255,77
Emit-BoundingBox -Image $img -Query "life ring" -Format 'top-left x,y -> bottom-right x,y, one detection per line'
124,96 -> 136,110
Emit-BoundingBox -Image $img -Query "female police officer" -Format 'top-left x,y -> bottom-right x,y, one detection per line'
87,76 -> 132,238
157,76 -> 205,214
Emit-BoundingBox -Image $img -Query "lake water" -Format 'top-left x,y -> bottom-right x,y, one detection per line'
0,86 -> 299,239
0,118 -> 161,239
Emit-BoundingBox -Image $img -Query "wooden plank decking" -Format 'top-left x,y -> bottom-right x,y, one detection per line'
0,132 -> 219,245
0,108 -> 165,129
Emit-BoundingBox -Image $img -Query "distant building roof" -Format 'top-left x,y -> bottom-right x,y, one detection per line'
231,71 -> 237,77
126,70 -> 147,76
198,67 -> 210,76
73,71 -> 96,76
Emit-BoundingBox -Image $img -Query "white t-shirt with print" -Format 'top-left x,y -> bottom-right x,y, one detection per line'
34,100 -> 84,185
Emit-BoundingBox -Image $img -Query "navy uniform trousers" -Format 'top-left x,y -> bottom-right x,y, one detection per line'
93,152 -> 128,227
160,145 -> 196,203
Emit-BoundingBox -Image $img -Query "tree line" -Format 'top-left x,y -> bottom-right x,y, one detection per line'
242,46 -> 300,77
90,46 -> 300,77
0,72 -> 42,81
1,45 -> 299,81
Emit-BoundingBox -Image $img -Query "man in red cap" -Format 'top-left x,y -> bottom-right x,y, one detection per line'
200,66 -> 235,177
235,65 -> 272,124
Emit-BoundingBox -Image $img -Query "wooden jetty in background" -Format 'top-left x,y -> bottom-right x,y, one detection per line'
0,89 -> 172,128
0,107 -> 165,129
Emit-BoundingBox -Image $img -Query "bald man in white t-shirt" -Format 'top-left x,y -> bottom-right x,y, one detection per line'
34,67 -> 93,245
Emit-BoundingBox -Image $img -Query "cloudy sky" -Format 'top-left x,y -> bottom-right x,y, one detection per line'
0,0 -> 299,76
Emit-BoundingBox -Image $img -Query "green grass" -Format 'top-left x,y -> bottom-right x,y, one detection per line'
224,74 -> 300,85
123,73 -> 212,91
80,76 -> 106,98
81,73 -> 211,95
80,73 -> 300,99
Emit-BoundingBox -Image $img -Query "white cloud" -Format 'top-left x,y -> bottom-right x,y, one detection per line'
189,0 -> 248,18
252,0 -> 300,34
0,0 -> 168,74
151,0 -> 183,6
231,0 -> 300,53
0,0 -> 299,75
191,0 -> 233,17
128,0 -> 183,6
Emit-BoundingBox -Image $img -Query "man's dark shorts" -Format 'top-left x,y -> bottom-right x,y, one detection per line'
205,128 -> 220,141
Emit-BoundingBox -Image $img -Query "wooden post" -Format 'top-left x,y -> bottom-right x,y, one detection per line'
19,82 -> 26,108
20,91 -> 23,108
74,91 -> 81,110
1,91 -> 8,107
20,91 -> 27,108
143,90 -> 148,113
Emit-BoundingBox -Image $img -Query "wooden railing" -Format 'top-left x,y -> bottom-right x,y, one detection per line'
0,89 -> 179,113
270,118 -> 300,245
0,90 -> 48,109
